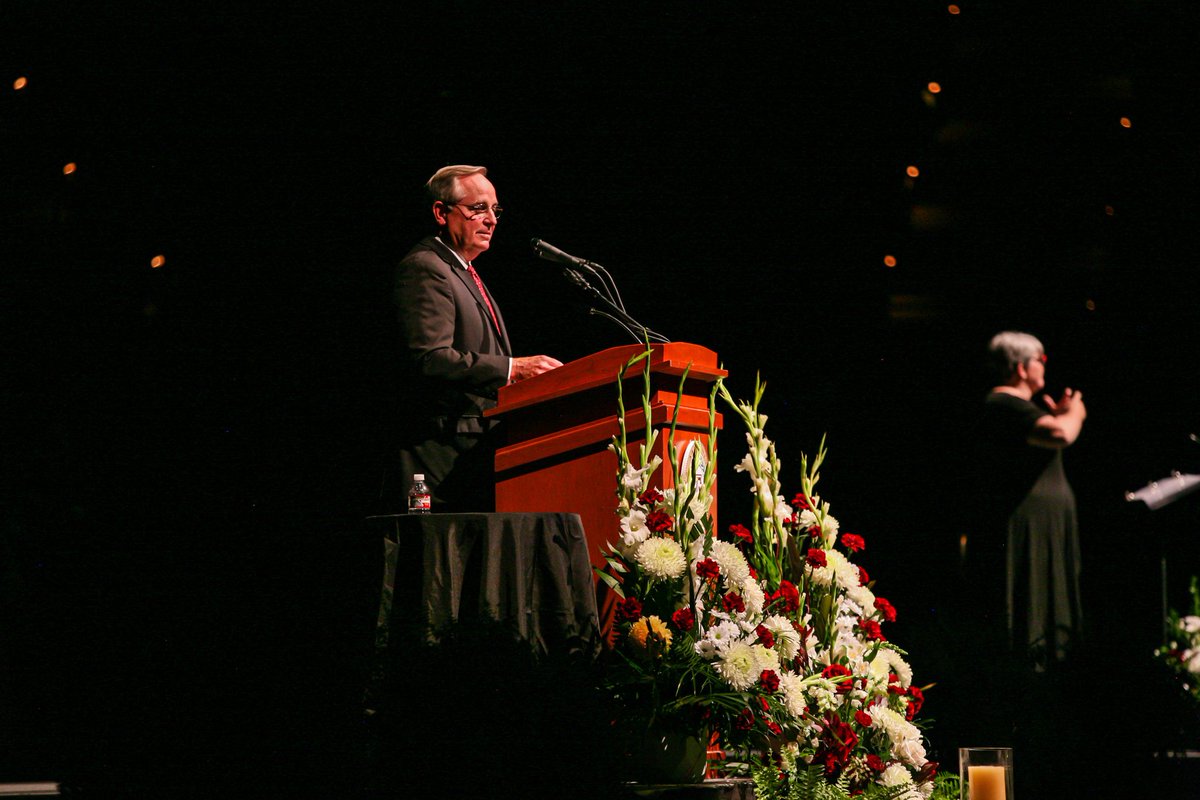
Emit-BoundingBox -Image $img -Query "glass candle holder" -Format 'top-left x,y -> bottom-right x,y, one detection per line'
959,747 -> 1013,800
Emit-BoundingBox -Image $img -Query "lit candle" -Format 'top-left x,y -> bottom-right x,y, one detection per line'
968,765 -> 1007,800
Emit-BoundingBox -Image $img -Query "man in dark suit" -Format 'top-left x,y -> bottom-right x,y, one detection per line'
392,165 -> 562,510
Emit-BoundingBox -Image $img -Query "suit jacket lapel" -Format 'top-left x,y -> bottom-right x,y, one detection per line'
429,237 -> 511,355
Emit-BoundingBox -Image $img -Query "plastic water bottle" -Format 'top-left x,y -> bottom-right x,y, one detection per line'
408,473 -> 431,514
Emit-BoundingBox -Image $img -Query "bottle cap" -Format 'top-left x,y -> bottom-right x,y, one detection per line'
414,474 -> 425,481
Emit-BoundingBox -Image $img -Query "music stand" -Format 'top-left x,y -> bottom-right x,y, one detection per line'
1125,472 -> 1200,633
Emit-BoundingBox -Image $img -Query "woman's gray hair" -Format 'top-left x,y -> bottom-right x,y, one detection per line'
426,165 -> 488,204
987,331 -> 1044,383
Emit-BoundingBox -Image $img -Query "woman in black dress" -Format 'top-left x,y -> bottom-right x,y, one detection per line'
979,331 -> 1088,665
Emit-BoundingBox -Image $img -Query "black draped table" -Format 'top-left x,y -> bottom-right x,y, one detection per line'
367,512 -> 600,655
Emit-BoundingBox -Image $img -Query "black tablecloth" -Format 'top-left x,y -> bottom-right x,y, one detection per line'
368,512 -> 600,655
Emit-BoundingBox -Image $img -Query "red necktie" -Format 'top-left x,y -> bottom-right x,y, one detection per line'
466,264 -> 500,333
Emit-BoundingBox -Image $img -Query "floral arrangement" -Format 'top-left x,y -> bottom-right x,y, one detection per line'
1155,576 -> 1200,705
599,350 -> 941,799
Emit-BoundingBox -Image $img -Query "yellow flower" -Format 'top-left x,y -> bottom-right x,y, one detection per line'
627,615 -> 673,653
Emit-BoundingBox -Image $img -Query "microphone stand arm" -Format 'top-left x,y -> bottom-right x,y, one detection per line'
559,268 -> 670,343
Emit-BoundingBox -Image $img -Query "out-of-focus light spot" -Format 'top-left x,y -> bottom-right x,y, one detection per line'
927,82 -> 942,94
948,4 -> 961,14
1120,117 -> 1132,128
883,255 -> 897,268
959,533 -> 968,560
905,165 -> 920,178
921,90 -> 937,108
1104,205 -> 1115,216
1085,299 -> 1096,311
62,162 -> 77,175
150,255 -> 166,269
13,76 -> 28,90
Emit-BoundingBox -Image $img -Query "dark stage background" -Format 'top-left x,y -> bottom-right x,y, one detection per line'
3,1 -> 1199,795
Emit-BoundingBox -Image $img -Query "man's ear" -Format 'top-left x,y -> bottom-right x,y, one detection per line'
431,201 -> 449,226
1014,361 -> 1029,382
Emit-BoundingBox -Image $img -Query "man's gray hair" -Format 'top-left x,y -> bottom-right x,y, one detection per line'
987,331 -> 1044,383
426,165 -> 488,204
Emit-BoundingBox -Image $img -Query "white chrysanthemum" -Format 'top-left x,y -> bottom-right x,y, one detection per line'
763,615 -> 802,662
778,671 -> 808,718
620,509 -> 649,547
694,619 -> 742,660
738,577 -> 766,616
635,537 -> 687,580
752,643 -> 780,674
847,584 -> 877,617
879,764 -> 921,799
869,648 -> 913,689
710,540 -> 751,586
716,641 -> 760,690
870,703 -> 924,766
810,549 -> 861,591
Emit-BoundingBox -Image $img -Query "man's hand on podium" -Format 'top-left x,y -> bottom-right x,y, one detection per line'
511,355 -> 564,383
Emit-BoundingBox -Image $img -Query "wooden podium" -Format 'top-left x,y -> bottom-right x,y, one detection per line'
487,343 -> 726,578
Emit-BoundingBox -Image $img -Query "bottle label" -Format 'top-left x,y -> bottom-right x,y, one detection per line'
408,494 -> 431,513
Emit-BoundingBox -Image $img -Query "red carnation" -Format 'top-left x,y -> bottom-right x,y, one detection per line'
671,607 -> 696,631
766,720 -> 782,736
840,533 -> 865,552
858,566 -> 870,586
638,488 -> 664,505
758,695 -> 770,712
773,579 -> 801,612
722,592 -> 746,614
760,670 -> 780,692
792,493 -> 811,511
874,597 -> 897,623
907,685 -> 925,718
696,558 -> 720,580
917,760 -> 939,783
755,624 -> 776,649
749,566 -> 758,580
728,523 -> 753,542
865,754 -> 887,773
734,708 -> 755,731
645,510 -> 674,532
616,596 -> 643,622
822,663 -> 853,694
806,548 -> 827,569
854,710 -> 874,727
857,619 -> 885,642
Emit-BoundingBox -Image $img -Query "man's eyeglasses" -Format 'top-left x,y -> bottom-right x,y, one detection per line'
449,202 -> 503,220
1032,353 -> 1048,364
